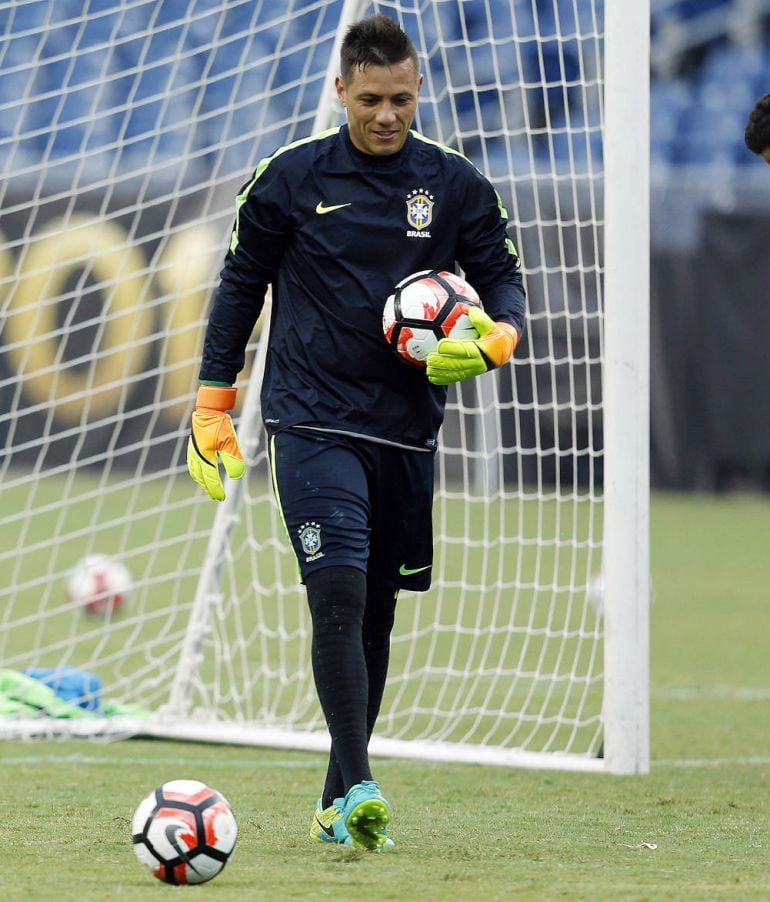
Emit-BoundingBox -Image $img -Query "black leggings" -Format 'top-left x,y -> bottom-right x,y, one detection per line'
305,565 -> 398,806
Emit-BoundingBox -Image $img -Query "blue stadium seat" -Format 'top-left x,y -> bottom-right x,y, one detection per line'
697,42 -> 766,100
652,0 -> 730,33
673,87 -> 746,166
675,42 -> 770,167
0,60 -> 35,169
678,0 -> 731,19
650,77 -> 691,165
121,94 -> 198,163
0,0 -> 50,34
86,2 -> 202,169
534,0 -> 604,38
200,35 -> 296,175
434,2 -> 462,42
547,125 -> 603,174
479,134 -> 535,182
61,0 -> 122,46
116,5 -> 187,69
195,12 -> 262,117
33,31 -> 125,169
113,30 -> 201,165
0,33 -> 54,162
219,0 -> 257,35
273,42 -> 312,89
536,80 -> 603,174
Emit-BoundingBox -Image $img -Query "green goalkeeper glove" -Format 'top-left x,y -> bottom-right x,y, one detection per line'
426,306 -> 519,385
187,385 -> 245,502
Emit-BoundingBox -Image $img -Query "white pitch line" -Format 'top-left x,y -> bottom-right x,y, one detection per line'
653,685 -> 770,701
0,753 -> 327,768
0,752 -> 768,770
653,756 -> 770,768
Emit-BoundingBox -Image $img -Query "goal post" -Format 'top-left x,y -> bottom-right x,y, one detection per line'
0,0 -> 649,775
602,0 -> 651,775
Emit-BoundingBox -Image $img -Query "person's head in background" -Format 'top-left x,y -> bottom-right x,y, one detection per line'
744,92 -> 770,164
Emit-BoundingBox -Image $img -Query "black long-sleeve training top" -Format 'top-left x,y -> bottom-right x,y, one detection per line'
200,124 -> 526,451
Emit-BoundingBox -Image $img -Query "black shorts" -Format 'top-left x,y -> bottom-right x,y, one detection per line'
268,429 -> 435,591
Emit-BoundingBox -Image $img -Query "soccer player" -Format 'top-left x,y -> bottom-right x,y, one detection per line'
744,92 -> 770,163
187,13 -> 526,850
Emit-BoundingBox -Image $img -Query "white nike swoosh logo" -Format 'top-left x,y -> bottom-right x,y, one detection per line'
316,201 -> 352,214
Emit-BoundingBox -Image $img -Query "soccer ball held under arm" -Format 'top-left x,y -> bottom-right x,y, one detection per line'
426,306 -> 519,385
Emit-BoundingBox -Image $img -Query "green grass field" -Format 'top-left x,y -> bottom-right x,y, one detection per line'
1,492 -> 769,900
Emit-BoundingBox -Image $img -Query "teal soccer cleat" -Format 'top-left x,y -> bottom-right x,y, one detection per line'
340,780 -> 393,851
310,798 -> 352,845
310,793 -> 395,849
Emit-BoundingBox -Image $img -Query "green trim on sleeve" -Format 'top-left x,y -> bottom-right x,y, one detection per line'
411,130 -> 521,264
229,126 -> 342,254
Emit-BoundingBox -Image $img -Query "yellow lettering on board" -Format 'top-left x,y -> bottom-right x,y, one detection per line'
3,215 -> 152,424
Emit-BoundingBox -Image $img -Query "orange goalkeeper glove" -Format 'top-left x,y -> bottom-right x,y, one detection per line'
186,385 -> 245,502
426,306 -> 519,385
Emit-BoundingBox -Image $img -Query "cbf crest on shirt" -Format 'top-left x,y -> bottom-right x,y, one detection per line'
406,188 -> 434,237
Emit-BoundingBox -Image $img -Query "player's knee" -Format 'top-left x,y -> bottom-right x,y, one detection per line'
306,565 -> 367,632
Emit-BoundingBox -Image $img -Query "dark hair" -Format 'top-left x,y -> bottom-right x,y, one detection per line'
744,92 -> 770,155
340,13 -> 418,81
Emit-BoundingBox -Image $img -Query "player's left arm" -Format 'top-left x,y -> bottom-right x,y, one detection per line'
427,172 -> 525,386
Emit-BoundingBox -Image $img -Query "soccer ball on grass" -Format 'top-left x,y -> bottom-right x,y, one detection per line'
132,779 -> 238,885
382,269 -> 482,368
67,553 -> 131,615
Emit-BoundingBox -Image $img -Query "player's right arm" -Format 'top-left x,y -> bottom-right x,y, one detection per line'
188,156 -> 293,501
200,159 -> 293,385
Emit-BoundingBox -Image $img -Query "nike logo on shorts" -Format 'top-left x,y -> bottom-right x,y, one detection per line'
316,201 -> 352,214
399,564 -> 431,576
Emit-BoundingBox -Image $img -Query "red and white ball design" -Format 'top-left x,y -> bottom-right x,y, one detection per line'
67,553 -> 131,615
383,269 -> 482,368
132,780 -> 238,885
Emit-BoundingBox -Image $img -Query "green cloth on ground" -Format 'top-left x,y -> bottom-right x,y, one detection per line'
0,668 -> 94,718
0,669 -> 152,719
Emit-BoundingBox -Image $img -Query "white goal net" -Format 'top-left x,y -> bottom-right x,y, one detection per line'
0,0 -> 649,773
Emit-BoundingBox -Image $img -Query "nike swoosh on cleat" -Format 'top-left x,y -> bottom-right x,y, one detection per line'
399,564 -> 431,576
315,201 -> 352,214
315,815 -> 336,838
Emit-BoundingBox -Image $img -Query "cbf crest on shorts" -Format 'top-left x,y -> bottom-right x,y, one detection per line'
298,521 -> 324,562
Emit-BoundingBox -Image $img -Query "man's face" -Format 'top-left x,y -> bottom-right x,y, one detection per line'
336,59 -> 422,156
762,147 -> 770,165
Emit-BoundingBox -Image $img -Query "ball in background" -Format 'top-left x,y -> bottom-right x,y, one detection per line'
67,553 -> 132,615
383,269 -> 482,368
586,572 -> 605,617
132,779 -> 238,885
